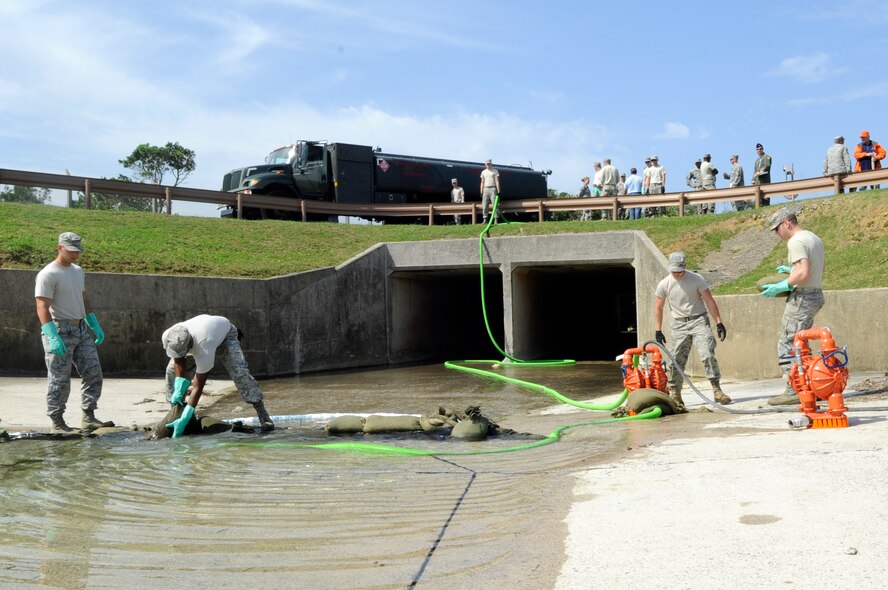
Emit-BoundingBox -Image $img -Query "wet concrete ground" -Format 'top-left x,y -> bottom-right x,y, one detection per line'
2,367 -> 887,589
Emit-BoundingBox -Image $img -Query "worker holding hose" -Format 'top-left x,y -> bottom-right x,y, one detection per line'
162,315 -> 274,436
654,252 -> 732,407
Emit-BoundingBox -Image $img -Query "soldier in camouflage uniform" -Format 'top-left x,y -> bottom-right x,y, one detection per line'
822,135 -> 851,193
760,208 -> 825,405
699,154 -> 718,214
654,252 -> 731,407
724,154 -> 750,210
34,232 -> 110,434
162,314 -> 274,436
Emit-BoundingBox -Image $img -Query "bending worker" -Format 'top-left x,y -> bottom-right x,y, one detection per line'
654,252 -> 732,407
162,314 -> 274,437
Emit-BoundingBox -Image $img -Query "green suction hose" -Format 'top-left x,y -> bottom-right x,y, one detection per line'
225,406 -> 662,455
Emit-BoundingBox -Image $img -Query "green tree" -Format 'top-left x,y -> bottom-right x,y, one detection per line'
548,188 -> 581,221
119,142 -> 196,186
71,175 -> 153,212
119,141 -> 196,212
0,185 -> 51,204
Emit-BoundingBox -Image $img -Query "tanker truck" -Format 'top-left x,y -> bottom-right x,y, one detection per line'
220,141 -> 551,221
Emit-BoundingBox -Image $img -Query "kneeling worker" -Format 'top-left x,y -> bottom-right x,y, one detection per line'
162,315 -> 274,437
654,252 -> 732,407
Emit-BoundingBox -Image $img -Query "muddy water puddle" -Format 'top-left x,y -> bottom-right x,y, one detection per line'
0,362 -> 710,589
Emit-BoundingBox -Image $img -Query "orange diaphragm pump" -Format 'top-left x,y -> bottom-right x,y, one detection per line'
788,327 -> 849,428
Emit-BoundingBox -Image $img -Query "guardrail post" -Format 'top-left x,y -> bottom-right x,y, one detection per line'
753,184 -> 763,208
834,174 -> 843,195
300,200 -> 307,222
538,200 -> 544,222
428,203 -> 434,226
678,193 -> 686,217
84,179 -> 91,210
471,203 -> 477,225
611,199 -> 618,220
236,192 -> 243,219
165,187 -> 172,214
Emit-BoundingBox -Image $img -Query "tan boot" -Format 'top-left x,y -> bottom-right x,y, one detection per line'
767,384 -> 799,406
710,379 -> 732,405
50,415 -> 75,434
669,386 -> 685,408
252,400 -> 275,432
81,410 -> 114,432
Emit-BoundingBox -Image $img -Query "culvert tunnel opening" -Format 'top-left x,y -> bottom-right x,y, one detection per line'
390,268 -> 505,363
389,264 -> 637,364
512,264 -> 637,361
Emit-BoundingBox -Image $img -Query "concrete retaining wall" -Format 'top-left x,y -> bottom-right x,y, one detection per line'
1,232 -> 883,379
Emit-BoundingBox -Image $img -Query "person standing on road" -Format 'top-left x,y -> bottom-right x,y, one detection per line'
599,158 -> 620,220
480,159 -> 501,224
34,232 -> 111,434
654,252 -> 731,408
699,153 -> 718,214
450,178 -> 465,225
853,130 -> 886,190
624,167 -> 644,220
822,135 -> 851,190
724,154 -> 749,210
162,314 -> 274,437
752,143 -> 772,206
760,208 -> 825,406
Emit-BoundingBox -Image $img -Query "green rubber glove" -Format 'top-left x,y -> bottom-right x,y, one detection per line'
166,404 -> 195,438
641,187 -> 647,195
776,265 -> 792,274
761,279 -> 793,298
40,322 -> 67,356
170,377 -> 190,406
84,312 -> 104,345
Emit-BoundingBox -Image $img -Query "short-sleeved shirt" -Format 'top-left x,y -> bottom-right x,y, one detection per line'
648,165 -> 666,184
624,174 -> 643,194
655,271 -> 710,318
34,261 -> 86,321
451,187 -> 465,203
162,315 -> 232,374
480,168 -> 499,188
787,230 -> 824,289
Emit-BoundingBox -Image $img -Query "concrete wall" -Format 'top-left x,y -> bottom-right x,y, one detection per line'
1,232 -> 884,379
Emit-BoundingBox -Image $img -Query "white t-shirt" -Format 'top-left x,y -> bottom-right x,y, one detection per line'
655,271 -> 710,318
451,187 -> 465,203
787,230 -> 824,289
163,315 -> 232,374
648,165 -> 666,184
34,261 -> 86,321
480,168 -> 499,188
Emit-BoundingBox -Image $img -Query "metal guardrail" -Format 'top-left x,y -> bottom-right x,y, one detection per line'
2,167 -> 887,225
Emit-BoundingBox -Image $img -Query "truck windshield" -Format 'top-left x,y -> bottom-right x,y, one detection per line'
266,146 -> 296,165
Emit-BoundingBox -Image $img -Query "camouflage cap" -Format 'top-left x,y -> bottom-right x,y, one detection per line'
162,324 -> 192,359
58,232 -> 83,252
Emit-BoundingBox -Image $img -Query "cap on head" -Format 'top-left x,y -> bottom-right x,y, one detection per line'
730,154 -> 739,160
651,155 -> 659,161
703,153 -> 711,159
668,252 -> 687,272
451,178 -> 458,184
860,130 -> 870,139
695,159 -> 702,164
58,232 -> 83,252
162,324 -> 192,359
766,207 -> 795,231
756,143 -> 763,149
485,158 -> 493,164
834,135 -> 844,143
644,157 -> 651,163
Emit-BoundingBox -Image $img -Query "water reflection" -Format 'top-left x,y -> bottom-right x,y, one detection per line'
0,362 -> 649,589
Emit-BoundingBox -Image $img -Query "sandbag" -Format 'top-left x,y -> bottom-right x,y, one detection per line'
451,416 -> 491,441
148,405 -> 207,440
326,415 -> 366,434
362,415 -> 421,433
627,388 -> 680,416
756,274 -> 791,297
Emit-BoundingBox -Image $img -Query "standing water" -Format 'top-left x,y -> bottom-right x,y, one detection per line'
0,362 -> 659,589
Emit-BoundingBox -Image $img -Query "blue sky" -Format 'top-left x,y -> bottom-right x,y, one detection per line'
1,0 -> 886,216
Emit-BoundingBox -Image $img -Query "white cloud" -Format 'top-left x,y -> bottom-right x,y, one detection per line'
654,122 -> 690,140
769,52 -> 845,83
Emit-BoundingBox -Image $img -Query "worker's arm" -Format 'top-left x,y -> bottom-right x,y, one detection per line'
654,296 -> 667,344
35,296 -> 53,325
701,289 -> 722,324
172,357 -> 208,409
788,258 -> 811,287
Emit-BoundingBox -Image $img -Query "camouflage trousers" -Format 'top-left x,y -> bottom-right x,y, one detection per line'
43,320 -> 103,418
667,315 -> 721,390
777,289 -> 825,377
165,324 -> 263,404
481,187 -> 499,220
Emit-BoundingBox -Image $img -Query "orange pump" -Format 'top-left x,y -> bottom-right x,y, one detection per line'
788,327 -> 849,428
620,345 -> 668,394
